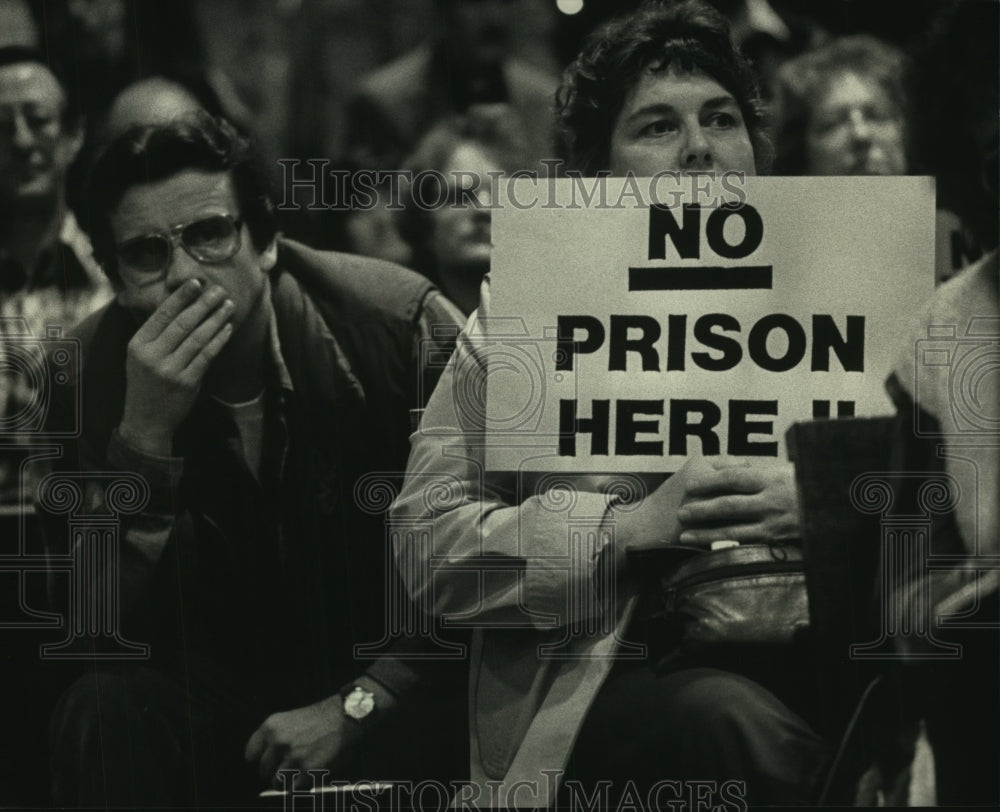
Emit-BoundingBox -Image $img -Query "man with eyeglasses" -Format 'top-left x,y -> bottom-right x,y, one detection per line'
41,113 -> 466,806
0,47 -> 111,500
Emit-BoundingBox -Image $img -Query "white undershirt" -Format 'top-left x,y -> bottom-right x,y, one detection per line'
213,391 -> 266,479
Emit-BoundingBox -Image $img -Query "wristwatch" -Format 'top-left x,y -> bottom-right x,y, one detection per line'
341,685 -> 376,722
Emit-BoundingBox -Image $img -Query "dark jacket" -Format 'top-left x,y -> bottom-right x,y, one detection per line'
40,239 -> 462,705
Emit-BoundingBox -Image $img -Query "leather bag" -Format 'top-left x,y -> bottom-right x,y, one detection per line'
628,542 -> 810,648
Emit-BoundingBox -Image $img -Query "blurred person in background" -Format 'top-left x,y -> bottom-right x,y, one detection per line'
32,0 -> 277,210
0,0 -> 38,49
770,35 -> 907,177
345,0 -> 557,171
0,39 -> 108,807
0,47 -> 108,324
102,77 -> 205,139
278,162 -> 415,268
708,0 -> 824,95
0,46 -> 111,502
397,104 -> 532,316
32,0 -> 207,123
342,174 -> 414,267
768,32 -> 981,284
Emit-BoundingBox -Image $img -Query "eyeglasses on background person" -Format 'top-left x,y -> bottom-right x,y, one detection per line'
114,213 -> 243,286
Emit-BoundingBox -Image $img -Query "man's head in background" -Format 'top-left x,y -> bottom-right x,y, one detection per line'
771,35 -> 907,176
398,104 -> 531,315
103,77 -> 204,140
556,0 -> 769,177
0,47 -> 82,214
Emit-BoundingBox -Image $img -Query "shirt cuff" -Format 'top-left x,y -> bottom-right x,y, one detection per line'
107,428 -> 184,514
360,658 -> 418,700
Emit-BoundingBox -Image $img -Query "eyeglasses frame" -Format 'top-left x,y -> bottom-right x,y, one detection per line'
115,213 -> 244,287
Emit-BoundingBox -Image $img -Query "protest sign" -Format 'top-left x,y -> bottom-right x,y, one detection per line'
484,175 -> 936,472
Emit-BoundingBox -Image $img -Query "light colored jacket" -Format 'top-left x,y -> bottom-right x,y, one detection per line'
391,280 -> 655,807
885,250 -> 999,620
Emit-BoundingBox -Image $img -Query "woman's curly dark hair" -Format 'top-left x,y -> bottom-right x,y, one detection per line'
555,0 -> 771,176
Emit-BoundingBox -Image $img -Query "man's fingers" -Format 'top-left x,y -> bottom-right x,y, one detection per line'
679,494 -> 761,525
291,767 -> 316,791
706,455 -> 753,470
259,744 -> 283,784
184,322 -> 234,381
245,725 -> 266,765
133,279 -> 203,342
686,467 -> 765,497
172,298 -> 234,369
155,285 -> 230,352
678,523 -> 768,545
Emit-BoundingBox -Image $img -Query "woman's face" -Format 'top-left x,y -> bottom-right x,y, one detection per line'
608,64 -> 757,177
806,71 -> 906,175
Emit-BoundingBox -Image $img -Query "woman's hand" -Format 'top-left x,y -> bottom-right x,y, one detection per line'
676,457 -> 800,545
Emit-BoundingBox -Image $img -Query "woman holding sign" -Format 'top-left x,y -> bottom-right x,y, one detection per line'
391,1 -> 829,807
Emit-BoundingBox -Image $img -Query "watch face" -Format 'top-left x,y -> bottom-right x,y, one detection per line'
344,687 -> 375,720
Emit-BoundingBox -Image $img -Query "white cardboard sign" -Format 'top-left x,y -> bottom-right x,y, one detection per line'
484,175 -> 936,472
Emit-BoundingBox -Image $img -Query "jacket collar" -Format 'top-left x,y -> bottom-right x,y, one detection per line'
269,264 -> 367,411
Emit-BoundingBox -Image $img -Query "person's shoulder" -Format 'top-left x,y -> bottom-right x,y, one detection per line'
275,237 -> 437,324
505,58 -> 558,88
890,249 -> 998,398
504,58 -> 559,99
928,250 -> 999,317
907,250 -> 998,343
355,44 -> 433,102
67,298 -> 128,351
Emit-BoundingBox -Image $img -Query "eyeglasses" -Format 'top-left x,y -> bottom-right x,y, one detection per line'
115,214 -> 243,286
812,104 -> 900,138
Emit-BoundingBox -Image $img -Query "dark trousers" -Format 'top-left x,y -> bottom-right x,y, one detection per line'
50,660 -> 470,808
563,659 -> 830,809
920,591 -> 1000,807
50,663 -> 266,807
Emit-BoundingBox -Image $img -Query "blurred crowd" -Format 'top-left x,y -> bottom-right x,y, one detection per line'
3,0 -> 994,495
0,0 -> 996,807
1,0 -> 995,289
